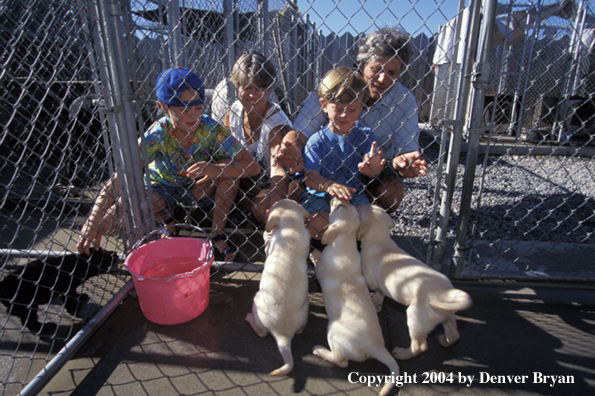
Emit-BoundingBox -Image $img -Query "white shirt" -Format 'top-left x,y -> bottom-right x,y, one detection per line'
293,82 -> 420,162
228,100 -> 292,174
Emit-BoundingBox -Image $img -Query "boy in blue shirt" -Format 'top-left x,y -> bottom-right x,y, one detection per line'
301,67 -> 386,240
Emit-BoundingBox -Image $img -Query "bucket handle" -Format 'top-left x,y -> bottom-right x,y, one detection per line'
132,223 -> 214,263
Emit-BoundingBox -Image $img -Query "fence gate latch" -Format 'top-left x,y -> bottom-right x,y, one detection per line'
472,61 -> 491,90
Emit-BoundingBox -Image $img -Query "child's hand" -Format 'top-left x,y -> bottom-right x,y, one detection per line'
358,141 -> 386,177
325,181 -> 356,201
77,220 -> 101,256
273,140 -> 304,174
185,161 -> 212,184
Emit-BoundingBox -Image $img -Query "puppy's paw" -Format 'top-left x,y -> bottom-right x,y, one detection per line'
245,313 -> 267,337
392,347 -> 415,361
438,334 -> 457,347
371,292 -> 384,312
312,345 -> 326,355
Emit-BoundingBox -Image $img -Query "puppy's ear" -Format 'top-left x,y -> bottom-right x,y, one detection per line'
356,206 -> 370,240
299,205 -> 312,220
356,223 -> 366,241
321,223 -> 336,245
381,210 -> 394,229
265,208 -> 281,232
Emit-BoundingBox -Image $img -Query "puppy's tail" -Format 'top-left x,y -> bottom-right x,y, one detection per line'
372,347 -> 400,396
269,335 -> 294,376
430,289 -> 472,312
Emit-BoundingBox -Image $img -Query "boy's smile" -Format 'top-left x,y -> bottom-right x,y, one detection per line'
321,100 -> 364,135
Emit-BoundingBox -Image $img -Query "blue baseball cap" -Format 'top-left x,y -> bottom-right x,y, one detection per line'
156,67 -> 205,107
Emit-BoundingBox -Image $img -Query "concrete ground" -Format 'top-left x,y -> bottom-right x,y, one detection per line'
39,273 -> 595,396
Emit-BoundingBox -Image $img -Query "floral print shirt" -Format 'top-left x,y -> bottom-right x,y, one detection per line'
140,115 -> 243,186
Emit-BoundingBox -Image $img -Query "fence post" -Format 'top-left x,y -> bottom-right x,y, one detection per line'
224,0 -> 234,75
445,0 -> 468,123
553,0 -> 588,139
290,13 -> 298,116
167,0 -> 182,66
258,0 -> 269,57
95,0 -> 152,246
451,0 -> 499,277
429,0 -> 483,271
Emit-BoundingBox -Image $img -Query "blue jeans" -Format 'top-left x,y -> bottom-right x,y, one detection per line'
151,183 -> 213,217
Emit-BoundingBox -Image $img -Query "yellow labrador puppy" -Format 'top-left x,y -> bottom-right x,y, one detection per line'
314,198 -> 399,396
357,204 -> 472,360
246,199 -> 311,375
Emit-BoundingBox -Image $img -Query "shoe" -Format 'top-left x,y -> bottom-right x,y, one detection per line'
211,233 -> 237,262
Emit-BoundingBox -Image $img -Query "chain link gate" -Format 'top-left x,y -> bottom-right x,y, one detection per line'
1,0 -> 594,394
427,0 -> 595,281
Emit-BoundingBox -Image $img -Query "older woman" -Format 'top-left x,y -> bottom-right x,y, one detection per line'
224,52 -> 293,224
278,27 -> 428,214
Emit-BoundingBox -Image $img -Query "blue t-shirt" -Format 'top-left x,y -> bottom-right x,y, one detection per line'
303,124 -> 377,195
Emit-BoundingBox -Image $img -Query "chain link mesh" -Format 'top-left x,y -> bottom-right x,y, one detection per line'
1,0 -> 594,393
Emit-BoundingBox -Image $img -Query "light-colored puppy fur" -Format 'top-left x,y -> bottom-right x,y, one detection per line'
357,204 -> 473,360
245,199 -> 311,375
314,198 -> 399,396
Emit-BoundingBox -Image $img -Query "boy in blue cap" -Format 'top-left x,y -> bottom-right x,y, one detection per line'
78,67 -> 260,261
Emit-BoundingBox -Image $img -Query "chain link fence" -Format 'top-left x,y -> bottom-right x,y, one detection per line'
1,0 -> 594,394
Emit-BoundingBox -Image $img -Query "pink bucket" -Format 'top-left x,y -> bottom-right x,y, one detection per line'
125,235 -> 214,325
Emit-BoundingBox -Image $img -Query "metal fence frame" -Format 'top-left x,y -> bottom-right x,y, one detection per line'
1,0 -> 594,394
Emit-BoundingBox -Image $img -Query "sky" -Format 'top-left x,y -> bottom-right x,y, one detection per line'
294,0 -> 466,37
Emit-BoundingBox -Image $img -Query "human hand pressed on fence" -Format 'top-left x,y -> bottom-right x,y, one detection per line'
393,151 -> 428,178
78,219 -> 102,256
77,179 -> 118,255
273,133 -> 304,174
323,180 -> 356,201
358,141 -> 386,178
185,160 -> 214,184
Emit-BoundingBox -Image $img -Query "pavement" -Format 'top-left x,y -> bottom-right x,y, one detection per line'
38,271 -> 595,396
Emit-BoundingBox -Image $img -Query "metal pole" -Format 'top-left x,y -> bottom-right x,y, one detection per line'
451,0 -> 499,278
570,1 -> 589,95
18,281 -> 134,396
168,0 -> 182,66
290,13 -> 298,116
224,0 -> 234,76
553,0 -> 586,138
100,0 -> 151,245
305,15 -> 312,94
89,0 -> 134,242
445,0 -> 468,120
81,0 -> 116,181
429,0 -> 483,271
426,0 -> 466,265
512,1 -> 545,139
259,0 -> 270,57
